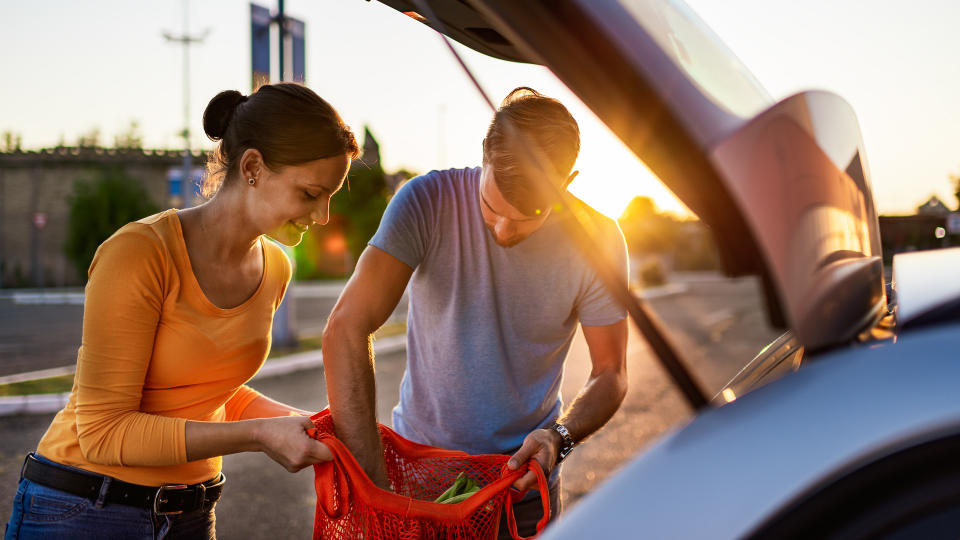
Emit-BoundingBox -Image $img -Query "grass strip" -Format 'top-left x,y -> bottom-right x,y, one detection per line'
0,374 -> 75,397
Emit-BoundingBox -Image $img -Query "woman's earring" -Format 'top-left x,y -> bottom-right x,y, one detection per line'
248,178 -> 256,186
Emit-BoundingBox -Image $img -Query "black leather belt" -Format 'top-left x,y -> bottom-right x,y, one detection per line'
23,454 -> 225,515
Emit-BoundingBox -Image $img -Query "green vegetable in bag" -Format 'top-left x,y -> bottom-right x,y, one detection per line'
434,472 -> 481,503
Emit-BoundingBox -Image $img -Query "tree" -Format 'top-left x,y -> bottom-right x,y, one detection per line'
1,131 -> 21,152
618,196 -> 679,254
331,163 -> 390,263
292,163 -> 391,279
64,167 -> 159,281
618,195 -> 720,273
620,196 -> 656,222
114,120 -> 144,149
76,127 -> 101,148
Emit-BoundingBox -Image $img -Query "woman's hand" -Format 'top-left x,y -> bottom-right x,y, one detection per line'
253,416 -> 333,472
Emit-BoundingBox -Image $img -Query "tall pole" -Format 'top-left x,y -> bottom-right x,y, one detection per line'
181,1 -> 191,197
277,0 -> 287,81
164,0 -> 208,206
29,167 -> 42,288
271,0 -> 298,347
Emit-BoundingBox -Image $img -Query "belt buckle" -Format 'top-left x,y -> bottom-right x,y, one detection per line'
153,484 -> 189,516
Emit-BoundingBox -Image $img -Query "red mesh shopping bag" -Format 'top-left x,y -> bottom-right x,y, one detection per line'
308,409 -> 549,540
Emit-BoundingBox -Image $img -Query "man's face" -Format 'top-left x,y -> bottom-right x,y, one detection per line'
478,167 -> 552,248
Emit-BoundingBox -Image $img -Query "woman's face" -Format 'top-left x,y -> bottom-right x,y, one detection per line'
255,154 -> 351,246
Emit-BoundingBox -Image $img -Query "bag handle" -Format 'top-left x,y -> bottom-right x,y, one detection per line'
502,460 -> 551,540
310,430 -> 352,519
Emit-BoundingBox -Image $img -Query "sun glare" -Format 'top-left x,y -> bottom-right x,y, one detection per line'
567,153 -> 691,221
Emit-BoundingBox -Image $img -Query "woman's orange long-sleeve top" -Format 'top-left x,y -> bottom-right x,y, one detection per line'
36,209 -> 292,486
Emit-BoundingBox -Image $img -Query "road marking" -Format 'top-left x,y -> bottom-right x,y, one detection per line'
0,365 -> 77,385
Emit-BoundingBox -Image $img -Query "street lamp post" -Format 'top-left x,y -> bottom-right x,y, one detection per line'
277,0 -> 287,82
164,0 -> 209,205
270,0 -> 300,347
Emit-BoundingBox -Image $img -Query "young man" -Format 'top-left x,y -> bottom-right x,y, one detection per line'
321,87 -> 629,536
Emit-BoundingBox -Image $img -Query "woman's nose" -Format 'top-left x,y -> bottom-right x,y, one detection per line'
311,201 -> 330,226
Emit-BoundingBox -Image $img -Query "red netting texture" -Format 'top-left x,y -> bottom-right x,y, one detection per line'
309,409 -> 547,540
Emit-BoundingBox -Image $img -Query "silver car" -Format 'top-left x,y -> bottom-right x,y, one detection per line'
376,0 -> 960,538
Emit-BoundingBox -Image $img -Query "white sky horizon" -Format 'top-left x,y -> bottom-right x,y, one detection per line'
2,0 -> 958,219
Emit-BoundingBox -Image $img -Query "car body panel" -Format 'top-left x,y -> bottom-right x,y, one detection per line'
709,90 -> 886,349
540,321 -> 960,539
581,0 -> 772,139
377,0 -> 534,63
714,331 -> 802,405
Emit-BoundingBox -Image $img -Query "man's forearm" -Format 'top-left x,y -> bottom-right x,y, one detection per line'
321,320 -> 390,488
558,368 -> 628,444
506,368 -> 627,492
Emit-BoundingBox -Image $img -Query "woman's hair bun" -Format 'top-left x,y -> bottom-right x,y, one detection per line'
203,90 -> 247,140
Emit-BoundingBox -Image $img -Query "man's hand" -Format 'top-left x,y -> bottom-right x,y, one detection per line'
507,428 -> 561,491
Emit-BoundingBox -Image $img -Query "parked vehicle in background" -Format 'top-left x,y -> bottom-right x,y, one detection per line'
373,0 -> 960,538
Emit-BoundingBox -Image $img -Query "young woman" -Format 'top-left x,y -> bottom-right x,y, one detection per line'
4,83 -> 360,540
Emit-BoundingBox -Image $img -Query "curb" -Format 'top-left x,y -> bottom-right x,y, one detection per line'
0,334 -> 407,417
1,291 -> 85,305
0,281 -> 354,305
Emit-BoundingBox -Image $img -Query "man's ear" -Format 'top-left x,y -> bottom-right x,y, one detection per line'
239,148 -> 264,182
563,170 -> 579,188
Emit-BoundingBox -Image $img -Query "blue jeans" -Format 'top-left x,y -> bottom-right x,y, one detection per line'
4,455 -> 216,540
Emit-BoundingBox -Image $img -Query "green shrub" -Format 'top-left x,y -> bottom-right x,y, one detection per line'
64,167 -> 159,282
640,258 -> 666,287
293,164 -> 390,280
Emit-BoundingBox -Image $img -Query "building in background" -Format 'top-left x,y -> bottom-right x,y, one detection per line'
0,128 -> 386,288
879,195 -> 959,263
0,147 -> 204,287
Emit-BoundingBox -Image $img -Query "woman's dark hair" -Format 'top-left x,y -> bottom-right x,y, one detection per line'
201,83 -> 361,197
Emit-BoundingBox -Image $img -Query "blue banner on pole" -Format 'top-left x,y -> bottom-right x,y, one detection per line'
167,167 -> 206,207
168,168 -> 182,198
289,17 -> 305,83
251,3 -> 271,90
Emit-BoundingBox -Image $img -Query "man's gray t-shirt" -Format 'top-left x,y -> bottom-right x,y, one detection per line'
369,167 -> 627,455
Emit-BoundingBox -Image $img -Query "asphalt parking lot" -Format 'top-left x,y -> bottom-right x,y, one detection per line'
0,274 -> 779,537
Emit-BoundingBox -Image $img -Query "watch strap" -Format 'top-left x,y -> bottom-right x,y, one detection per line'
550,423 -> 575,463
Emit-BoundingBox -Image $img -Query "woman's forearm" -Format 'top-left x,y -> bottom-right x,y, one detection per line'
184,419 -> 263,462
184,415 -> 332,471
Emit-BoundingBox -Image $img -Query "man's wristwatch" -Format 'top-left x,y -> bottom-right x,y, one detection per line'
549,423 -> 575,464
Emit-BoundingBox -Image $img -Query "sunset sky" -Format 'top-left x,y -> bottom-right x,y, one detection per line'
2,0 -> 958,218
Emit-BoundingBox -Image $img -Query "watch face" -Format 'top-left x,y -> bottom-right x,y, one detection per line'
552,423 -> 575,463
